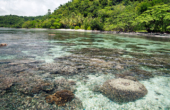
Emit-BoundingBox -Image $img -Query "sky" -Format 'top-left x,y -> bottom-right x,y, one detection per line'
0,0 -> 71,16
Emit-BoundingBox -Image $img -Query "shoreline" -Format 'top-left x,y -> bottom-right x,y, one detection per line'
55,29 -> 170,38
1,27 -> 170,38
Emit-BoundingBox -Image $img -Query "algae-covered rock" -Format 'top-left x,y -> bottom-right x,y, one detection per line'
100,78 -> 148,102
45,90 -> 75,106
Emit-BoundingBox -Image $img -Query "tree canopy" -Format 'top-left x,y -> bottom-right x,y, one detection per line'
0,0 -> 169,32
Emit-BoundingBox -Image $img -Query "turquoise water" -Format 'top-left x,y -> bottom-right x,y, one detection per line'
0,28 -> 170,110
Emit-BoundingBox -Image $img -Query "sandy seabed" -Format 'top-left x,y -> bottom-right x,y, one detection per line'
72,74 -> 170,110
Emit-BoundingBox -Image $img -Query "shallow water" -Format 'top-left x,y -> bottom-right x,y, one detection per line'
0,28 -> 170,110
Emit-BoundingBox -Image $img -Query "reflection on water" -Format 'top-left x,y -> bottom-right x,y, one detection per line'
0,28 -> 170,110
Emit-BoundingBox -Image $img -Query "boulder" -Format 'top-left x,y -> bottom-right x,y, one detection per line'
100,78 -> 147,102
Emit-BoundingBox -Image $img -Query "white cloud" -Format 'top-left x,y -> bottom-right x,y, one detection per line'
0,0 -> 71,16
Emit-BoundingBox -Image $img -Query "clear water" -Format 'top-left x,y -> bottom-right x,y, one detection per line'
0,28 -> 170,110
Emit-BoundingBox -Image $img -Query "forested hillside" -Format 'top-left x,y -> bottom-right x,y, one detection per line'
0,15 -> 43,28
0,0 -> 170,32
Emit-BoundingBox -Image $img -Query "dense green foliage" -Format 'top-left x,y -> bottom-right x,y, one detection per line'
0,15 -> 43,28
0,0 -> 170,32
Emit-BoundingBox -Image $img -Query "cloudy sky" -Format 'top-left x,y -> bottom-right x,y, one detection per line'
0,0 -> 71,16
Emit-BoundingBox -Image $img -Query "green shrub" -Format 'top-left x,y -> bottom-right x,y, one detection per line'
87,26 -> 92,30
50,26 -> 55,29
70,26 -> 74,29
75,26 -> 80,29
89,18 -> 103,30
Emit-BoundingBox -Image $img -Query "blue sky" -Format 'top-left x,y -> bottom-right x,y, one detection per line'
0,0 -> 71,16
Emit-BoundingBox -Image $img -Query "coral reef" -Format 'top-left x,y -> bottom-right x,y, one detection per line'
115,68 -> 153,80
100,78 -> 148,103
15,78 -> 54,95
54,78 -> 76,92
0,76 -> 16,95
39,63 -> 81,75
45,90 -> 75,106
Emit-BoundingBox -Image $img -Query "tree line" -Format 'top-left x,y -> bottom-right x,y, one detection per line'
0,0 -> 170,33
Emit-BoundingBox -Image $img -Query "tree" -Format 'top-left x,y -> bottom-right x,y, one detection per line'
135,4 -> 170,32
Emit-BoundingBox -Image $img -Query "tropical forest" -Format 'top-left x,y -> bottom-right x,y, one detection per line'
0,0 -> 170,33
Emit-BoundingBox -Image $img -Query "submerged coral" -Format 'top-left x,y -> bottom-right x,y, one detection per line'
100,78 -> 148,103
45,90 -> 75,106
115,68 -> 153,80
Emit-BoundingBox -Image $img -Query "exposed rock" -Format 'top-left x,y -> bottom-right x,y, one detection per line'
100,78 -> 148,103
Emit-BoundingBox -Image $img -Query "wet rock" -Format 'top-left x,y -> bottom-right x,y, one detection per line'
100,78 -> 148,103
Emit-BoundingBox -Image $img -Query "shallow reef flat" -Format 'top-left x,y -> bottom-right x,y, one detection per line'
0,29 -> 170,109
0,48 -> 170,109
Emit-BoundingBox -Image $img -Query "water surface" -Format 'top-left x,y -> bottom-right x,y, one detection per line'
0,28 -> 170,110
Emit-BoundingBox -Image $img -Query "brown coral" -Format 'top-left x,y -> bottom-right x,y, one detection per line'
45,90 -> 75,106
100,78 -> 148,103
0,43 -> 7,47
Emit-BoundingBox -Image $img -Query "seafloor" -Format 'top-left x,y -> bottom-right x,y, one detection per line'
0,29 -> 170,110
